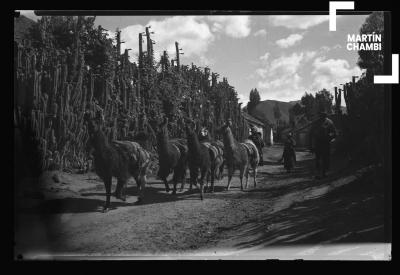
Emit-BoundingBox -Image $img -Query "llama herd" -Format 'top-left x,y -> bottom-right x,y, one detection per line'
85,114 -> 260,212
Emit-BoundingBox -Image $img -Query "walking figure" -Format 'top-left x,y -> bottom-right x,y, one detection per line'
280,132 -> 296,173
248,126 -> 265,166
311,111 -> 337,179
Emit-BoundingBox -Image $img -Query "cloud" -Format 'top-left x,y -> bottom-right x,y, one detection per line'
207,16 -> 251,38
311,57 -> 364,91
237,93 -> 249,105
265,52 -> 305,78
304,51 -> 317,61
257,74 -> 305,102
253,51 -> 362,101
320,44 -> 343,52
198,55 -> 216,66
116,15 -> 252,64
275,33 -> 304,48
254,51 -> 318,101
118,16 -> 215,62
259,52 -> 270,62
253,29 -> 267,37
268,15 -> 330,30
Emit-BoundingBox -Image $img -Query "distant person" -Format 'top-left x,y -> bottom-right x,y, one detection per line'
248,126 -> 265,166
311,111 -> 337,179
280,132 -> 296,173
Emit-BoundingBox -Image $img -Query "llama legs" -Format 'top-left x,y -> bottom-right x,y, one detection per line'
244,166 -> 250,189
172,170 -> 180,195
209,168 -> 215,193
239,166 -> 246,191
114,180 -> 122,198
204,172 -> 211,193
138,173 -> 147,203
253,166 -> 257,187
226,165 -> 234,190
215,158 -> 223,181
103,176 -> 112,212
116,178 -> 127,201
199,168 -> 208,200
218,161 -> 224,180
162,177 -> 170,193
189,165 -> 198,191
180,167 -> 187,191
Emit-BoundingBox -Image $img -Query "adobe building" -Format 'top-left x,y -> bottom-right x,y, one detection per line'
242,111 -> 274,146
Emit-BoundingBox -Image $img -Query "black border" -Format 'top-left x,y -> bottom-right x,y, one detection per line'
11,5 -> 395,264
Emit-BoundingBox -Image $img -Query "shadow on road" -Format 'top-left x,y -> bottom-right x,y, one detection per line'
32,197 -> 137,213
225,177 -> 385,248
21,179 -> 216,214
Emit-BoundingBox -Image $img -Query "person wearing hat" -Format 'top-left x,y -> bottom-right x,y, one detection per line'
248,125 -> 265,166
280,132 -> 296,172
311,111 -> 336,179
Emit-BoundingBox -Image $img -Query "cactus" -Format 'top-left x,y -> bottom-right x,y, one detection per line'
14,23 -> 249,172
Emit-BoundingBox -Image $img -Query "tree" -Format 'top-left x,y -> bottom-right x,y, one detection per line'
16,15 -> 249,171
273,102 -> 282,126
301,92 -> 316,120
315,89 -> 334,114
357,11 -> 384,78
291,102 -> 304,116
289,102 -> 304,127
247,88 -> 260,115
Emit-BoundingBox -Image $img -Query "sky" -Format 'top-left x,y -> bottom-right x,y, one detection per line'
19,11 -> 370,106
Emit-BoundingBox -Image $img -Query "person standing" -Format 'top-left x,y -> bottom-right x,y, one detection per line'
311,112 -> 337,179
248,126 -> 265,166
280,132 -> 296,173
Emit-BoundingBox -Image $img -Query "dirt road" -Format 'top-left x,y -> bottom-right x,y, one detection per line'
14,145 -> 386,259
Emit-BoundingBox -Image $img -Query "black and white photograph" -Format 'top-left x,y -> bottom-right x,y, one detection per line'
13,7 -> 392,260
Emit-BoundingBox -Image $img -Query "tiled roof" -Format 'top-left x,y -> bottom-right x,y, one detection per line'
241,112 -> 265,126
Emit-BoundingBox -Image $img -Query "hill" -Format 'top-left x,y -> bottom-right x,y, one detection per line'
14,14 -> 37,43
251,99 -> 298,125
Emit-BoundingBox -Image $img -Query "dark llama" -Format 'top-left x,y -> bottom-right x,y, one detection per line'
155,117 -> 188,195
219,120 -> 260,190
85,114 -> 153,212
185,120 -> 211,200
198,126 -> 225,192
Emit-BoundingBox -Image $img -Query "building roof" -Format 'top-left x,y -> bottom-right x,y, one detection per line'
241,111 -> 265,127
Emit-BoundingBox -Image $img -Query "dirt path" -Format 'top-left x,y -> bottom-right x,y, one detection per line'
14,145 -> 386,259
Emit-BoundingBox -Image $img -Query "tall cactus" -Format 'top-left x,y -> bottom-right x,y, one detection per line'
14,19 -> 249,171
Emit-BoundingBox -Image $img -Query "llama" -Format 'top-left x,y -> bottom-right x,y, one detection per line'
86,115 -> 153,212
185,120 -> 211,199
213,140 -> 225,180
198,126 -> 225,191
155,117 -> 188,195
219,120 -> 259,190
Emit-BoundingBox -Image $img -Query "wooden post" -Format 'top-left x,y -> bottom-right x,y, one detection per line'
162,50 -> 168,72
138,33 -> 143,70
145,27 -> 152,66
175,42 -> 180,72
138,33 -> 143,112
343,83 -> 351,116
334,86 -> 338,114
352,76 -> 357,85
116,29 -> 121,58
